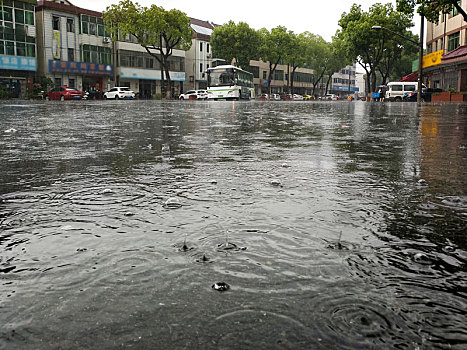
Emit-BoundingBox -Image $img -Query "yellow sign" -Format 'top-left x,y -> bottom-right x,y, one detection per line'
423,50 -> 443,69
53,30 -> 61,60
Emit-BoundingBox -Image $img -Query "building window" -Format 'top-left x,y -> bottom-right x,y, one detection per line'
25,10 -> 34,25
5,41 -> 14,55
207,43 -> 210,53
200,42 -> 203,51
55,78 -> 62,87
67,18 -> 74,32
52,16 -> 60,30
14,9 -> 24,24
448,32 -> 460,52
69,79 -> 75,88
68,48 -> 74,61
200,63 -> 203,73
427,43 -> 432,54
263,71 -> 266,79
16,42 -> 25,56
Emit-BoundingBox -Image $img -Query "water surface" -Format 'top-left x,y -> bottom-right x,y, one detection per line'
1,100 -> 466,349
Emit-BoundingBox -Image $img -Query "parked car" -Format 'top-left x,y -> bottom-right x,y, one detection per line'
258,93 -> 269,100
103,87 -> 136,100
179,90 -> 208,100
293,94 -> 304,100
403,88 -> 443,102
272,93 -> 281,101
321,94 -> 338,101
303,95 -> 313,100
45,86 -> 83,101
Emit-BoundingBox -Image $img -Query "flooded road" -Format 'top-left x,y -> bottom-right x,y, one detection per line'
0,100 -> 466,349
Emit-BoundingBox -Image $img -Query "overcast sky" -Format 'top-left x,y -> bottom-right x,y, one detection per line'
73,0 -> 422,42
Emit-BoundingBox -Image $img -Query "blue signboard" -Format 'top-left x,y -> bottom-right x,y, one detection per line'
332,85 -> 359,92
0,55 -> 37,71
49,60 -> 113,76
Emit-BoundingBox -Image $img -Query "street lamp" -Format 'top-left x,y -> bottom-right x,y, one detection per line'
372,20 -> 424,104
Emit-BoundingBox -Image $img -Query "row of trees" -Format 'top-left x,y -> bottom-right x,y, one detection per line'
100,0 -> 464,98
211,23 -> 347,96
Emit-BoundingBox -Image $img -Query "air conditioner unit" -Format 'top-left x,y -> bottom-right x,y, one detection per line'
103,37 -> 111,44
207,53 -> 212,58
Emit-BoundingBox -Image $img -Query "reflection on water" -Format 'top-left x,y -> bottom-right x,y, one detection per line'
0,100 -> 466,349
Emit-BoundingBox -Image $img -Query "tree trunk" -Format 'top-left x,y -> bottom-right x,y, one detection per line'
290,66 -> 298,95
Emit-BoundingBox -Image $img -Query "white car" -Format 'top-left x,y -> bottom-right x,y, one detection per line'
179,90 -> 208,100
321,94 -> 338,101
293,94 -> 304,100
272,93 -> 281,101
103,87 -> 136,99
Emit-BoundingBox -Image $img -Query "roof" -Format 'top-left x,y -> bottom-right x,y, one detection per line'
441,45 -> 467,61
36,0 -> 102,17
189,18 -> 219,40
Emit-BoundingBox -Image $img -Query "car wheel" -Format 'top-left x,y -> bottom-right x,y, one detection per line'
395,96 -> 402,102
104,95 -> 108,100
60,95 -> 65,101
115,95 -> 119,100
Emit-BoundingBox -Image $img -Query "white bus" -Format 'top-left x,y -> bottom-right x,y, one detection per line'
206,65 -> 255,100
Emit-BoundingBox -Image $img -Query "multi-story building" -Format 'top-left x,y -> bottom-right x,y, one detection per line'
329,64 -> 358,98
425,1 -> 467,90
184,18 -> 215,91
115,33 -> 186,98
248,60 -> 316,96
35,0 -> 113,92
0,0 -> 38,97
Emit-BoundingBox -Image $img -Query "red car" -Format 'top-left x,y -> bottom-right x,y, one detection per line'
46,86 -> 83,101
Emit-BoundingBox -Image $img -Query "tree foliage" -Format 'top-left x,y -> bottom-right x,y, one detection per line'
397,0 -> 467,23
103,0 -> 192,99
258,26 -> 293,94
335,3 -> 414,93
210,21 -> 260,69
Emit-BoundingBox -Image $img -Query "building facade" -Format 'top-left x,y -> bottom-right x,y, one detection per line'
35,0 -> 113,92
0,0 -> 37,98
184,18 -> 215,91
425,1 -> 467,90
329,64 -> 358,98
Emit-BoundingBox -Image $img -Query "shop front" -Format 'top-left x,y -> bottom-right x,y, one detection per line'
0,55 -> 37,97
48,60 -> 113,93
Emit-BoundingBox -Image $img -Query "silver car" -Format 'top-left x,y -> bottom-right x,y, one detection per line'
103,87 -> 136,100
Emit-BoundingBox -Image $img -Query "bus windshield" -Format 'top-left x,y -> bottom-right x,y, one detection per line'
208,68 -> 235,87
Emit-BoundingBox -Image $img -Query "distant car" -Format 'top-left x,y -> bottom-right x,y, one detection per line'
403,88 -> 443,102
259,93 -> 269,100
303,95 -> 313,101
293,94 -> 304,101
45,86 -> 83,101
179,90 -> 208,100
103,87 -> 136,100
321,94 -> 338,101
272,93 -> 281,101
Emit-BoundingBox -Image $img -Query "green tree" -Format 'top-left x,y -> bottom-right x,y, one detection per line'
210,21 -> 260,69
377,31 -> 419,84
323,40 -> 350,96
397,0 -> 467,23
103,0 -> 192,99
302,33 -> 333,97
258,26 -> 293,95
335,3 -> 413,94
283,31 -> 307,94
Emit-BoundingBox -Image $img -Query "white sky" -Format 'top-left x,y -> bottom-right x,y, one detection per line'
73,0 -> 422,42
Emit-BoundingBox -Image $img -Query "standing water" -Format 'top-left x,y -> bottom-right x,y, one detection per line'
0,100 -> 466,349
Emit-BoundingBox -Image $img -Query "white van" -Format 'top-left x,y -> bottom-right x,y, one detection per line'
385,82 -> 426,101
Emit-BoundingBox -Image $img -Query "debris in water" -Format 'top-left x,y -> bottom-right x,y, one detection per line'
212,282 -> 230,292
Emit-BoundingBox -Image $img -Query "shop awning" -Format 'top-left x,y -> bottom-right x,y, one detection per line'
400,72 -> 418,82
